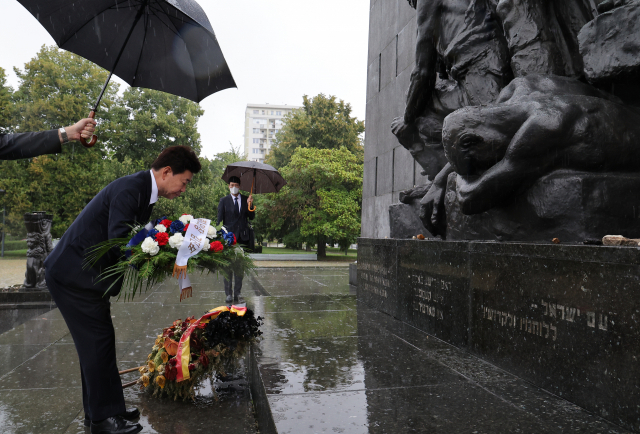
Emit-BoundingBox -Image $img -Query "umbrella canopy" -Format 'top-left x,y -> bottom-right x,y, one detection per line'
221,161 -> 287,194
16,0 -> 236,104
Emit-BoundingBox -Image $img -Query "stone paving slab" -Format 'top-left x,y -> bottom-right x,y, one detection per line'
0,273 -> 260,434
251,268 -> 631,434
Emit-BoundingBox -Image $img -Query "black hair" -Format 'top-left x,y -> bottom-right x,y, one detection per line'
151,146 -> 201,174
228,176 -> 241,184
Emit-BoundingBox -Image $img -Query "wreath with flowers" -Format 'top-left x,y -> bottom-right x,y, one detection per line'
135,305 -> 263,401
85,214 -> 254,301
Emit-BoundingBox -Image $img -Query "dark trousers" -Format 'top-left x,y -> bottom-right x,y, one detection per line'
45,271 -> 126,421
223,266 -> 243,297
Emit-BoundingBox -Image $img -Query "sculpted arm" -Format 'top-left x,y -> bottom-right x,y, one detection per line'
404,0 -> 440,124
456,114 -> 565,214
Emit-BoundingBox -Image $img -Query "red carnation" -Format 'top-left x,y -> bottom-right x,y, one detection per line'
169,358 -> 177,366
165,366 -> 177,381
188,363 -> 195,371
155,232 -> 169,246
160,219 -> 172,228
210,241 -> 224,253
181,213 -> 189,216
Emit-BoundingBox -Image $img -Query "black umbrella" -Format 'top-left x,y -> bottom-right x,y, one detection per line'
17,0 -> 236,147
222,161 -> 287,211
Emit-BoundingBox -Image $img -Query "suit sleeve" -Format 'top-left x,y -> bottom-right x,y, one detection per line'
217,197 -> 225,226
0,130 -> 62,160
108,189 -> 144,241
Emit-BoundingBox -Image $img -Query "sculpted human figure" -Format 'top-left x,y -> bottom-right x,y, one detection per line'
391,0 -> 511,235
441,75 -> 640,214
496,0 -> 596,78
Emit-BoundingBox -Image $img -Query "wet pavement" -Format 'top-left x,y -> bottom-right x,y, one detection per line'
0,272 -> 258,434
0,266 -> 631,433
251,268 -> 630,434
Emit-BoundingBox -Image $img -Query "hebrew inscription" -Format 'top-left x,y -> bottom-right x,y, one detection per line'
482,298 -> 614,341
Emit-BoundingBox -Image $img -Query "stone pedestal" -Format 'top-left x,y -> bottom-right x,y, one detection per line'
445,170 -> 640,242
358,238 -> 640,432
23,212 -> 53,291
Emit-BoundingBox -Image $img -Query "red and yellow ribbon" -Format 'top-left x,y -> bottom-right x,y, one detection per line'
175,305 -> 247,382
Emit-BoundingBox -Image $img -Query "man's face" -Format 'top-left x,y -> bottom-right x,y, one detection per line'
229,182 -> 240,193
159,168 -> 193,199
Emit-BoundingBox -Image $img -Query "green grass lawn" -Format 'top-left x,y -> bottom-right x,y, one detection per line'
0,249 -> 27,258
258,246 -> 357,261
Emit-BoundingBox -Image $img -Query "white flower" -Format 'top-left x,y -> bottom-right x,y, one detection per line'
201,238 -> 211,251
155,224 -> 167,233
207,225 -> 217,238
169,233 -> 184,249
179,214 -> 193,224
141,237 -> 160,256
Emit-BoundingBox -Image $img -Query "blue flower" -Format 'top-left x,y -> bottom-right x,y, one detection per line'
148,228 -> 159,239
223,231 -> 236,246
154,216 -> 168,225
169,220 -> 185,234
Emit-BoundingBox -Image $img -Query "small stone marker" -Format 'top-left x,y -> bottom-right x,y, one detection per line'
602,235 -> 640,246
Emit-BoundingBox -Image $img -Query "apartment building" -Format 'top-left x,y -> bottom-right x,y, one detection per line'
244,104 -> 300,162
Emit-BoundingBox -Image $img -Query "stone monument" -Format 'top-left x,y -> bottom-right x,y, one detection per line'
23,212 -> 53,290
360,0 -> 640,431
389,0 -> 640,242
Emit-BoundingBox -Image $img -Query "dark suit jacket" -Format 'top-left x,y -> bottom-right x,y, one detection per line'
45,171 -> 154,295
217,194 -> 254,242
0,130 -> 62,160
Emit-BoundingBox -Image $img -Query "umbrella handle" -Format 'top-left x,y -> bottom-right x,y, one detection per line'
80,111 -> 98,148
248,175 -> 256,212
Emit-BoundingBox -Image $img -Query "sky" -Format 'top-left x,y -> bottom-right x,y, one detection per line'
0,0 -> 370,158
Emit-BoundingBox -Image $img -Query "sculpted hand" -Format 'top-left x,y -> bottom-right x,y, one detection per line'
419,182 -> 447,237
418,164 -> 453,237
391,116 -> 408,138
64,118 -> 97,142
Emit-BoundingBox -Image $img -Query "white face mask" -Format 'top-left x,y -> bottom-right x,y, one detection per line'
229,186 -> 240,195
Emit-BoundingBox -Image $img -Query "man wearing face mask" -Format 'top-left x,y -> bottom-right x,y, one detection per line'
217,176 -> 254,304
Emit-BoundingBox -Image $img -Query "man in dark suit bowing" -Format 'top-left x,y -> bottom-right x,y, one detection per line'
44,145 -> 201,434
0,117 -> 96,160
217,176 -> 254,304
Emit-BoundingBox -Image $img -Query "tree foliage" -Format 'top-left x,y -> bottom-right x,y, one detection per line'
0,67 -> 12,134
103,87 -> 203,167
0,46 -> 119,237
259,94 -> 364,256
265,147 -> 362,257
0,46 -> 210,238
266,94 -> 365,169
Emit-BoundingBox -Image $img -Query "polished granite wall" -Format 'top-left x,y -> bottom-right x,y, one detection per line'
358,238 -> 640,432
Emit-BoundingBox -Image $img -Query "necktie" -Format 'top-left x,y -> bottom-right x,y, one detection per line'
234,197 -> 239,217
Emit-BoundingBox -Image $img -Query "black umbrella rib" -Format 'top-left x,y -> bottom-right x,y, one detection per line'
56,0 -> 142,48
146,6 -> 182,38
130,8 -> 151,87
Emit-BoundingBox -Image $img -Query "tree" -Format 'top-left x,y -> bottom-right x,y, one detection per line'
0,67 -> 13,133
103,88 -> 204,167
269,147 -> 362,258
0,46 -> 119,237
266,94 -> 365,169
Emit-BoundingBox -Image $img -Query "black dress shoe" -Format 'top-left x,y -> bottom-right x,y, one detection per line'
84,407 -> 140,427
91,416 -> 142,434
